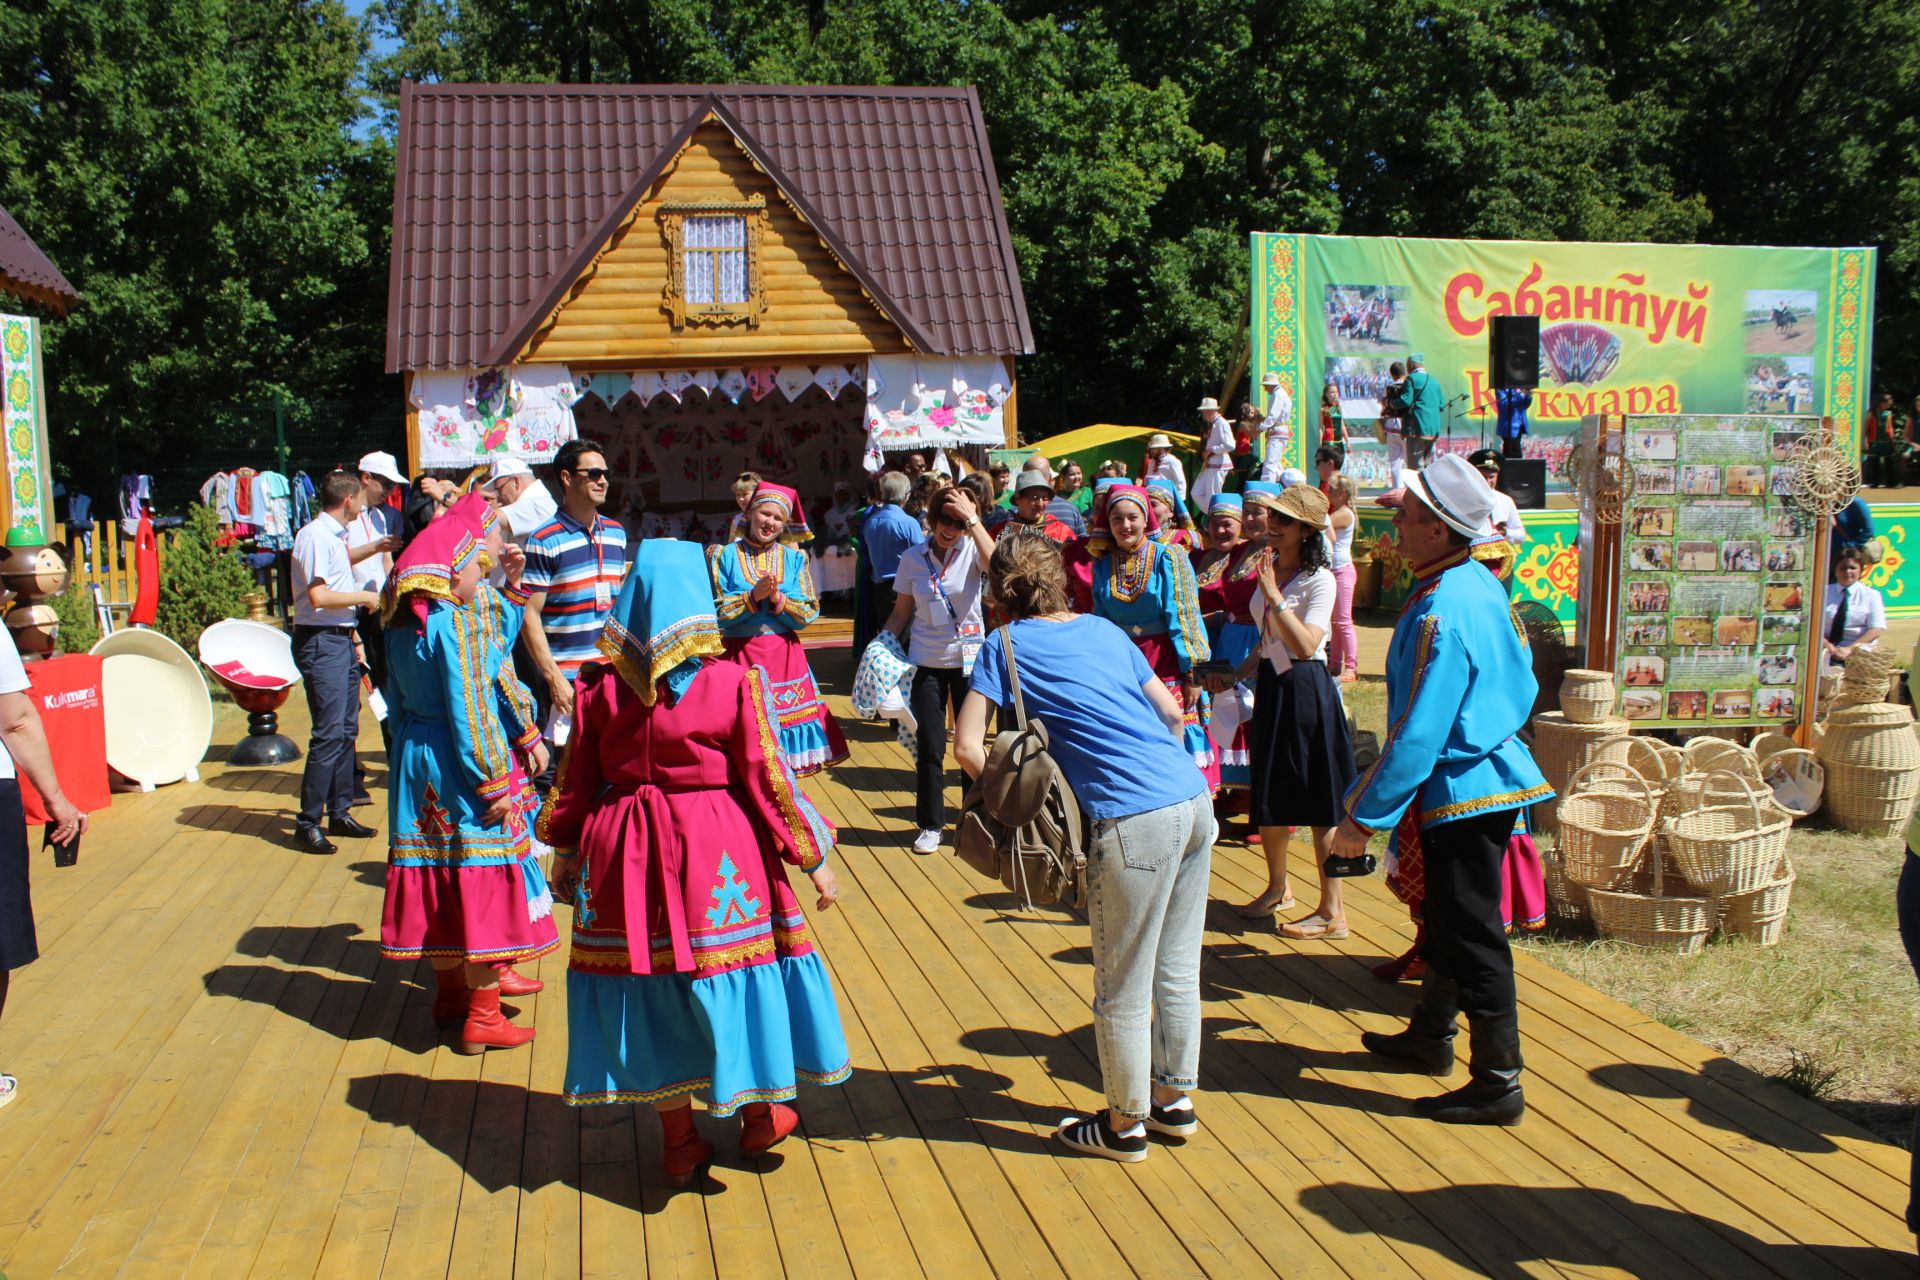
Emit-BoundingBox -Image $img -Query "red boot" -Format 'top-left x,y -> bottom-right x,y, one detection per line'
659,1104 -> 713,1188
739,1102 -> 800,1156
455,988 -> 535,1055
432,965 -> 469,1026
494,964 -> 545,996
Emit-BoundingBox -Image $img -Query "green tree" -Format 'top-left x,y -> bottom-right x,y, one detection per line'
0,0 -> 393,489
154,502 -> 256,652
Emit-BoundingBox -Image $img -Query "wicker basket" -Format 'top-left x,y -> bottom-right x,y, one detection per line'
1595,736 -> 1683,789
1588,847 -> 1713,954
1662,772 -> 1792,896
1714,857 -> 1795,946
1749,731 -> 1799,767
1681,736 -> 1757,778
1530,712 -> 1631,834
1758,748 -> 1824,819
1557,760 -> 1656,889
1817,702 -> 1920,835
1540,847 -> 1591,929
1560,669 -> 1618,725
1835,646 -> 1899,707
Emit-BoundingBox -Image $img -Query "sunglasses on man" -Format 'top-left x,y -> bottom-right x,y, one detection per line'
567,467 -> 610,481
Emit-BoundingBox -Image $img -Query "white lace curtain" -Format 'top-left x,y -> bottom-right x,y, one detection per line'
684,215 -> 748,304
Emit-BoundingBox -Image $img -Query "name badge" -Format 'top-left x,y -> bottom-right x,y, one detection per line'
957,620 -> 984,675
594,579 -> 611,611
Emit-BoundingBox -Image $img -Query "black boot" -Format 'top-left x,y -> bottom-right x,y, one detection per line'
1414,1012 -> 1524,1125
1360,972 -> 1459,1075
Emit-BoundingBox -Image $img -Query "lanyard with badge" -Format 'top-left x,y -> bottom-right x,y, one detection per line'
929,542 -> 982,674
587,519 -> 611,611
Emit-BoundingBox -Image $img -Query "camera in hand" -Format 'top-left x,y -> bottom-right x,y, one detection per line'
1322,852 -> 1377,879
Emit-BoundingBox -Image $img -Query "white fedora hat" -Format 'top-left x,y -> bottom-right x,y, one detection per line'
1398,454 -> 1496,540
1195,397 -> 1221,412
1261,372 -> 1281,387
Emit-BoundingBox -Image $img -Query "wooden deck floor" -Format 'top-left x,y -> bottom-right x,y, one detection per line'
0,652 -> 1913,1278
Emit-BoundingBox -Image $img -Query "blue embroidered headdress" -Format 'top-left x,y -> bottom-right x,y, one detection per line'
596,539 -> 726,705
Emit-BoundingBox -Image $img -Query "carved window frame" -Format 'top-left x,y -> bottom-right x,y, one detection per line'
660,196 -> 767,329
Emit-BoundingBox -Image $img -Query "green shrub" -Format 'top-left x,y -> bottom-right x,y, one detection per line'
47,572 -> 100,656
154,503 -> 255,652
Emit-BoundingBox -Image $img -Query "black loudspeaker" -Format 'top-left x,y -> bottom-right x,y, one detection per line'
1500,458 -> 1547,509
1489,315 -> 1540,390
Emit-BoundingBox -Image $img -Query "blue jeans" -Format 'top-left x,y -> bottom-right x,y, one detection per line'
1897,850 -> 1920,1232
1084,791 -> 1215,1122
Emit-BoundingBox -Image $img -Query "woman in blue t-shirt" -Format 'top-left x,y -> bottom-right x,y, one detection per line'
954,535 -> 1213,1165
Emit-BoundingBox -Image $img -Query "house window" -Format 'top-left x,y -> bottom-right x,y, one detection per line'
661,197 -> 767,328
684,215 -> 748,305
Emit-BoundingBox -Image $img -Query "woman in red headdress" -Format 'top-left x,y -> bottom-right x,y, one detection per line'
707,483 -> 849,775
379,499 -> 557,1054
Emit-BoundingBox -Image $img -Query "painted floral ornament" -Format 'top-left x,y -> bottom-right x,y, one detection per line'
776,366 -> 814,401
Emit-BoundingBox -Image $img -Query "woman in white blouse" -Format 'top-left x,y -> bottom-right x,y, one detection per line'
1238,485 -> 1356,938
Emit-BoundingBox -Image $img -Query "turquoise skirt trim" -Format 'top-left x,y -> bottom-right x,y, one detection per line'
563,953 -> 851,1116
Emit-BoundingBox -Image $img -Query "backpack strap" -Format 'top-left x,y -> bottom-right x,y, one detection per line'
1001,626 -> 1029,729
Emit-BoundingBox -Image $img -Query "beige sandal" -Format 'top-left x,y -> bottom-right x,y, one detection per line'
1279,914 -> 1349,940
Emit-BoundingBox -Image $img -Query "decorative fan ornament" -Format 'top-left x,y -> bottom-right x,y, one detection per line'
1540,322 -> 1622,385
1787,431 -> 1860,520
1562,426 -> 1633,523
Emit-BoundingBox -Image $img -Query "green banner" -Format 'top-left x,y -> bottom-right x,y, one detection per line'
0,315 -> 51,547
1250,234 -> 1876,490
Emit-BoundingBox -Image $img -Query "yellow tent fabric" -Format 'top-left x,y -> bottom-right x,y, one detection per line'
1023,423 -> 1201,457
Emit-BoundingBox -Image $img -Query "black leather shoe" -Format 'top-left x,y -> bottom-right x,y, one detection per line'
294,827 -> 338,855
329,815 -> 377,838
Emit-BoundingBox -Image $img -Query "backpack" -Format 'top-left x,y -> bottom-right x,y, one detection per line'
954,628 -> 1088,910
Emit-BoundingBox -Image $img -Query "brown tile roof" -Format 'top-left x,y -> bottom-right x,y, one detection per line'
386,82 -> 1033,372
0,204 -> 78,314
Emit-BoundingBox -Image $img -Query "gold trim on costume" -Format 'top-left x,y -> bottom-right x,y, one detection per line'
1419,782 -> 1555,827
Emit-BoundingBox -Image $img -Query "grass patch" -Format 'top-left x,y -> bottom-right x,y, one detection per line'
1341,668 -> 1920,1146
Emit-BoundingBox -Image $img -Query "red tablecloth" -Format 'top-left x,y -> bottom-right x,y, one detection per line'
17,654 -> 111,823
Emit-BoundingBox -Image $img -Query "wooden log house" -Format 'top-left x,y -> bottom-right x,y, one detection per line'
386,82 -> 1034,539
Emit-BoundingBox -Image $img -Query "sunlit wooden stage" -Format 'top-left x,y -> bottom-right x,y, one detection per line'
0,651 -> 1911,1278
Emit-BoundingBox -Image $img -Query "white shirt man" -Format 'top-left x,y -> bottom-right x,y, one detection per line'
346,451 -> 406,591
1143,432 -> 1187,498
1191,398 -> 1234,510
292,508 -> 362,627
1258,375 -> 1294,481
484,455 -> 559,544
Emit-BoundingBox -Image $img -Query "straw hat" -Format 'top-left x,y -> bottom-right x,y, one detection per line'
1261,372 -> 1281,388
1145,432 -> 1174,450
1196,397 -> 1221,413
1273,484 -> 1330,531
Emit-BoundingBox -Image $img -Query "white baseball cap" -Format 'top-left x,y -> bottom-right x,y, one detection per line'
482,455 -> 535,490
1399,454 -> 1496,540
357,450 -> 406,487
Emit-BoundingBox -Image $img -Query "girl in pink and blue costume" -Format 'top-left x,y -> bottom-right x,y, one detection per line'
378,498 -> 558,1055
1087,484 -> 1218,792
708,483 -> 850,775
542,539 -> 850,1187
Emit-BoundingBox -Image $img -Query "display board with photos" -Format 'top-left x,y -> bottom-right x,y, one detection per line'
1613,414 -> 1818,729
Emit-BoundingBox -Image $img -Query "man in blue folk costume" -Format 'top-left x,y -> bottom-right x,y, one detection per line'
1329,453 -> 1553,1125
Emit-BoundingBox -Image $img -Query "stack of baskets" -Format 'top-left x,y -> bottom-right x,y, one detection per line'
1815,646 -> 1920,836
1530,710 -> 1630,835
1551,757 -> 1797,951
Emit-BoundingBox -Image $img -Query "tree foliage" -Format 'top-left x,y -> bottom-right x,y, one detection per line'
4,0 -> 1920,458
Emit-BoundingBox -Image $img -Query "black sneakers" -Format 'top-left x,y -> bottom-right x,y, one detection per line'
1054,1110 -> 1148,1162
1144,1097 -> 1198,1138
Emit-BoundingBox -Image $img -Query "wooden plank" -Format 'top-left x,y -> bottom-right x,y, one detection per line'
511,946 -> 584,1280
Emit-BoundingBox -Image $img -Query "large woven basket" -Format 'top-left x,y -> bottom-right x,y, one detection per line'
1595,736 -> 1683,790
1714,857 -> 1795,947
1588,848 -> 1713,954
1530,712 -> 1631,833
1662,771 -> 1792,896
1817,702 -> 1920,835
1540,847 -> 1591,930
1557,760 -> 1656,889
1560,669 -> 1618,725
1681,736 -> 1757,778
1750,731 -> 1799,767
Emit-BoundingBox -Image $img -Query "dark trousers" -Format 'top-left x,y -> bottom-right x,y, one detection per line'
1501,437 -> 1524,459
1404,436 -> 1436,469
293,626 -> 360,833
1897,851 -> 1920,1231
1417,807 -> 1520,1026
910,664 -> 970,830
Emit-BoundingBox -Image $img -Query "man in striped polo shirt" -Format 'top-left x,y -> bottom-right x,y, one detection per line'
522,440 -> 630,731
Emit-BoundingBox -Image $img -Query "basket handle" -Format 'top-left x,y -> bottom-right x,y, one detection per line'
1567,757 -> 1653,811
1700,768 -> 1765,824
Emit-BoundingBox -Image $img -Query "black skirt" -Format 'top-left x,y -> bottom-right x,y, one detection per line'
0,780 -> 36,971
1248,659 -> 1357,829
